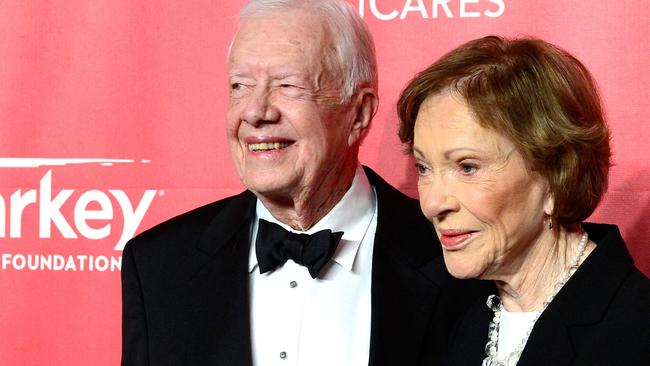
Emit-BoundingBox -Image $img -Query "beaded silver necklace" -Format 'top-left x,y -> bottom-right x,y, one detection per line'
482,232 -> 588,366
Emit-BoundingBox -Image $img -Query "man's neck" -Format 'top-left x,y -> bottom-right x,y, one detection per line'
257,164 -> 359,231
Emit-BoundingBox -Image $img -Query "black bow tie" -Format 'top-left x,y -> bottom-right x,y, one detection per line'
255,219 -> 344,279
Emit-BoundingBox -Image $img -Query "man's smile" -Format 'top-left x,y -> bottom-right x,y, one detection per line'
248,141 -> 293,151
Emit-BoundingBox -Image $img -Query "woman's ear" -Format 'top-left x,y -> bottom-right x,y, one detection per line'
543,185 -> 555,217
348,88 -> 378,146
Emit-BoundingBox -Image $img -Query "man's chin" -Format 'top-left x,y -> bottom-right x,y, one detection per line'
243,176 -> 298,201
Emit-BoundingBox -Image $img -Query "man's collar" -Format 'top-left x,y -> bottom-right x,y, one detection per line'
249,165 -> 376,273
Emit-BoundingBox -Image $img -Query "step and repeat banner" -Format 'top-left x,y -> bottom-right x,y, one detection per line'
1,1 -> 648,365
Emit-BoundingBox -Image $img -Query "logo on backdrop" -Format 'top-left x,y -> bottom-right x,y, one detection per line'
357,0 -> 505,20
0,158 -> 158,273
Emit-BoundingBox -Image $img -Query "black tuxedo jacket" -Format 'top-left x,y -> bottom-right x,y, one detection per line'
121,167 -> 486,366
446,223 -> 650,366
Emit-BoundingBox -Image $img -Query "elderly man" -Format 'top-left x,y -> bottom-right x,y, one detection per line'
121,1 -> 479,365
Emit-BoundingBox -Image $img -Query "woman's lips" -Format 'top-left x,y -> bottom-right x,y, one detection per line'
438,230 -> 476,249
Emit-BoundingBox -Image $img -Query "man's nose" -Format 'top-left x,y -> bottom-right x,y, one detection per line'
241,88 -> 280,127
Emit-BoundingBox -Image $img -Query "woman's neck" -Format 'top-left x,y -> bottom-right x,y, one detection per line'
494,227 -> 594,312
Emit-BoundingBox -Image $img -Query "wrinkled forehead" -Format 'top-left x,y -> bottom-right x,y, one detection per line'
231,9 -> 330,56
228,10 -> 340,77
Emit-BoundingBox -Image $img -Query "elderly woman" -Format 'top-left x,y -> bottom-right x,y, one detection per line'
397,36 -> 650,365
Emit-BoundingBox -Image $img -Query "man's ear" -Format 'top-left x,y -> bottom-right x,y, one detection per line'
348,88 -> 378,146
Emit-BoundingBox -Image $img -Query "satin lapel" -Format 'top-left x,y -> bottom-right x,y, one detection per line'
364,167 -> 441,366
187,191 -> 256,366
197,190 -> 256,257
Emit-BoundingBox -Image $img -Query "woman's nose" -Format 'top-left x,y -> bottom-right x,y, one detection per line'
418,178 -> 459,221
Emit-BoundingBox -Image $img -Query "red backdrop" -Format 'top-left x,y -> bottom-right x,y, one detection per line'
1,1 -> 648,365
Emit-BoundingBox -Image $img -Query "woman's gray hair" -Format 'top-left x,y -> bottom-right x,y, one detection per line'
239,0 -> 378,103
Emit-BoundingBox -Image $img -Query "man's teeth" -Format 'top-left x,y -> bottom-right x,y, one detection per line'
248,142 -> 291,151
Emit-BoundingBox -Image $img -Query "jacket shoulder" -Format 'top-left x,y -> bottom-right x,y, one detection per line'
125,190 -> 254,255
602,266 -> 650,324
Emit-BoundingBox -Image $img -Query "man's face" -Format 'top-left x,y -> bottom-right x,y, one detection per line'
227,12 -> 358,201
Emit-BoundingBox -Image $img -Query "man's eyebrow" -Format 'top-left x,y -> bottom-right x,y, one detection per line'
228,71 -> 247,79
274,71 -> 303,78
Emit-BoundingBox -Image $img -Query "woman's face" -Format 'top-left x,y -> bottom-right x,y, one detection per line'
413,93 -> 553,280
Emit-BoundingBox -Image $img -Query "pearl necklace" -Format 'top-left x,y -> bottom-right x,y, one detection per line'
482,232 -> 589,366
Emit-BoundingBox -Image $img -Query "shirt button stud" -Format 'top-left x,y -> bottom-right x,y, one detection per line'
289,281 -> 298,288
280,351 -> 287,359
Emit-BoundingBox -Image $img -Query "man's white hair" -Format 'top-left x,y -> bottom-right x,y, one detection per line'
239,0 -> 378,103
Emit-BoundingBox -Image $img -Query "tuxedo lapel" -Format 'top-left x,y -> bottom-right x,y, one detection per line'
187,190 -> 256,366
364,167 -> 442,366
197,190 -> 256,257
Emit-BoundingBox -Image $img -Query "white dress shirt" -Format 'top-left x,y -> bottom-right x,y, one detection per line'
248,166 -> 378,366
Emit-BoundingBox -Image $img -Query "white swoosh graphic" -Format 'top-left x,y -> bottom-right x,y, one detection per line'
0,158 -> 151,168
